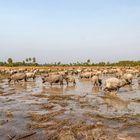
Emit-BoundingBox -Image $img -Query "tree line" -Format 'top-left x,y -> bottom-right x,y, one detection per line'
0,58 -> 140,67
0,57 -> 38,66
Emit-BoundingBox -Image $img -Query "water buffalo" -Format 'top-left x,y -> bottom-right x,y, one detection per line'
64,76 -> 76,86
137,74 -> 140,84
91,76 -> 102,87
103,77 -> 127,92
122,73 -> 133,84
79,72 -> 92,79
42,75 -> 64,86
8,73 -> 27,83
26,72 -> 36,81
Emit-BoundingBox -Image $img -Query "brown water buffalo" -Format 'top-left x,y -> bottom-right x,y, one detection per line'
42,75 -> 64,86
8,73 -> 27,83
137,74 -> 140,84
103,77 -> 127,92
79,72 -> 92,79
64,76 -> 76,86
91,76 -> 102,87
26,72 -> 36,80
122,73 -> 133,84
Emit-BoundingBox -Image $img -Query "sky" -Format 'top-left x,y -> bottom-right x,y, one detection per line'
0,0 -> 140,64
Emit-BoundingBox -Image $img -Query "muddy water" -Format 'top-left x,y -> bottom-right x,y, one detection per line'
0,76 -> 140,140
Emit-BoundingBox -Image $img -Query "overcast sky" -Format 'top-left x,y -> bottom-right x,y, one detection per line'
0,0 -> 140,63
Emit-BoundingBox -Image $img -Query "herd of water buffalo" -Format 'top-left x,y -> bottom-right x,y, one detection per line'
1,66 -> 140,94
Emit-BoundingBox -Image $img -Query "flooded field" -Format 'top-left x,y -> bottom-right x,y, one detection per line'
0,76 -> 140,140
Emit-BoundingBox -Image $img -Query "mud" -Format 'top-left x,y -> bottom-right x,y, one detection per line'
0,76 -> 140,140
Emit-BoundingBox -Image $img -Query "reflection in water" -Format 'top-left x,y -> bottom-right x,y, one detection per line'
65,85 -> 76,92
22,83 -> 28,90
0,85 -> 4,90
79,78 -> 91,82
45,86 -> 64,94
15,82 -> 37,91
41,85 -> 47,94
26,81 -> 36,88
7,82 -> 37,93
13,83 -> 27,91
138,83 -> 140,90
124,85 -> 133,92
0,85 -> 3,94
102,95 -> 129,110
92,87 -> 100,94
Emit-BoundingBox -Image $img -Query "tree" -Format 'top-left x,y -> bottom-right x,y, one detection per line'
7,58 -> 13,64
29,58 -> 32,62
33,57 -> 36,63
26,58 -> 29,63
22,61 -> 25,65
57,62 -> 61,65
106,61 -> 110,66
86,59 -> 91,65
87,59 -> 91,64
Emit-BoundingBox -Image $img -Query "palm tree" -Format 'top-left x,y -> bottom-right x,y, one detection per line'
29,58 -> 32,62
33,57 -> 36,63
26,58 -> 29,63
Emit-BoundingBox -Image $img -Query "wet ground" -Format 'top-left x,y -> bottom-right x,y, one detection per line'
0,76 -> 140,140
